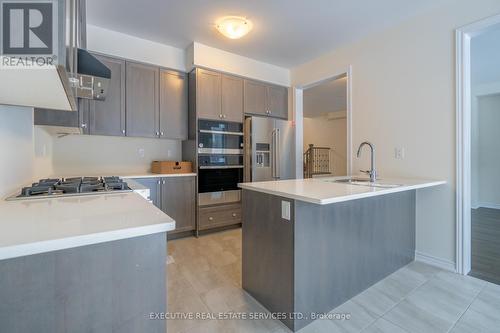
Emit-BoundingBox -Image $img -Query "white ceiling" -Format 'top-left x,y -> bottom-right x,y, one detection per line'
304,77 -> 347,118
472,25 -> 500,85
86,0 -> 447,68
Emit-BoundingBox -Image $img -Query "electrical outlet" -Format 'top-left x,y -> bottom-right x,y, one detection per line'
394,147 -> 405,160
138,148 -> 145,158
281,201 -> 291,220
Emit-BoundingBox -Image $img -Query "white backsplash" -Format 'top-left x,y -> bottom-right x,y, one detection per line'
0,106 -> 35,198
40,132 -> 182,176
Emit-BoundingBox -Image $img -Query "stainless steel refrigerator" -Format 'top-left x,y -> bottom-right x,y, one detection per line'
244,116 -> 294,182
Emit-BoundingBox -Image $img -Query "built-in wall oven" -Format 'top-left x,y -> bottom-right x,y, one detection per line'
198,120 -> 244,206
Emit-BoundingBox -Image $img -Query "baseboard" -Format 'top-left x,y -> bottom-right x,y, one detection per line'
415,251 -> 456,272
474,202 -> 500,210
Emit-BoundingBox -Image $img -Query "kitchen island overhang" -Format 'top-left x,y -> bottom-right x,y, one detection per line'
0,182 -> 175,332
239,177 -> 445,331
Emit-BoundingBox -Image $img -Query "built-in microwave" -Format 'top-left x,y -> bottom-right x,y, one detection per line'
198,120 -> 243,154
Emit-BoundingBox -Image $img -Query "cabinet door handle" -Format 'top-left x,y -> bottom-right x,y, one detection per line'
81,123 -> 87,128
160,131 -> 164,136
162,180 -> 166,185
232,213 -> 237,217
156,131 -> 160,136
208,217 -> 214,221
122,129 -> 126,134
223,114 -> 226,119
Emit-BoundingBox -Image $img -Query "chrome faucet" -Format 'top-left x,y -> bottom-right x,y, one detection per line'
356,142 -> 377,182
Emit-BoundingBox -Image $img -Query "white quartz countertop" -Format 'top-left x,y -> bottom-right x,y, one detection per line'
52,172 -> 196,179
0,190 -> 176,260
238,177 -> 446,205
120,172 -> 196,179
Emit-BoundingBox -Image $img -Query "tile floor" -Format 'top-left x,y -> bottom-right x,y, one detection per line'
167,228 -> 500,333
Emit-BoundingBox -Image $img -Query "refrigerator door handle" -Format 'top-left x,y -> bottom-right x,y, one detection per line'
275,128 -> 280,179
271,129 -> 275,178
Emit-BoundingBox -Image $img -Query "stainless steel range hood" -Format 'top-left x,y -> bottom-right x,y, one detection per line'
0,0 -> 110,111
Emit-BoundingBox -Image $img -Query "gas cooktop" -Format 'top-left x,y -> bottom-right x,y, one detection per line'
6,176 -> 132,201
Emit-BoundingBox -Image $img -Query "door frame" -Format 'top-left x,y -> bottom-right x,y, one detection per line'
293,65 -> 353,178
455,14 -> 500,275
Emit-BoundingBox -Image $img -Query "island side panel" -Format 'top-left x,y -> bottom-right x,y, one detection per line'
293,190 -> 416,331
0,233 -> 167,333
241,189 -> 295,329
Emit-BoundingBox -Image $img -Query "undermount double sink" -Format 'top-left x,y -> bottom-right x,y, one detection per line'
323,177 -> 402,189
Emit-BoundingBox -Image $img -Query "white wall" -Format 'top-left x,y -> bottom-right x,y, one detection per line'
471,26 -> 500,209
471,83 -> 500,208
0,106 -> 34,198
87,26 -> 291,86
291,0 -> 500,266
87,25 -> 186,71
189,42 -> 290,86
472,94 -> 500,208
303,115 -> 347,176
33,127 -> 54,180
50,134 -> 181,176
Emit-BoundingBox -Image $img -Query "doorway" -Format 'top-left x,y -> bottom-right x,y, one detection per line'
301,73 -> 351,178
456,14 -> 500,283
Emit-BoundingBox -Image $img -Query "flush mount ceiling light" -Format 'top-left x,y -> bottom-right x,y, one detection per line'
215,16 -> 253,39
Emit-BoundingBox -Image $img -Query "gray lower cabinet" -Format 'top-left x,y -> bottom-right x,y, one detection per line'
0,234 -> 166,333
196,68 -> 222,120
198,203 -> 242,230
161,177 -> 196,233
222,74 -> 244,123
89,53 -> 126,136
125,61 -> 159,138
133,177 -> 161,207
159,69 -> 188,140
244,79 -> 288,119
134,176 -> 195,234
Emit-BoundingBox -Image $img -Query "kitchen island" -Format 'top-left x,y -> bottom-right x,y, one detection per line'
239,177 -> 445,332
0,180 -> 175,333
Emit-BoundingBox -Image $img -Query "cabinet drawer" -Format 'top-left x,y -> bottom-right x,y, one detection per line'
199,204 -> 241,230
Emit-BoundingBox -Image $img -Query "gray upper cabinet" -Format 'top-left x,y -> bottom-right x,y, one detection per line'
244,79 -> 288,120
126,61 -> 159,138
196,68 -> 222,121
222,74 -> 244,123
89,54 -> 126,136
159,69 -> 188,140
244,80 -> 268,117
161,177 -> 196,234
196,69 -> 244,122
267,85 -> 288,119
